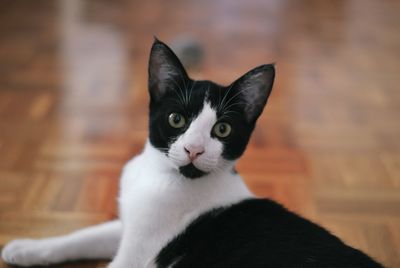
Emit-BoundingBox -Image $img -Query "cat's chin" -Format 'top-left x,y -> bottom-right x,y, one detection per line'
179,163 -> 208,179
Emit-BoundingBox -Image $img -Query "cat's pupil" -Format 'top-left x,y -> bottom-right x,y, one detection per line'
173,114 -> 181,124
219,124 -> 226,133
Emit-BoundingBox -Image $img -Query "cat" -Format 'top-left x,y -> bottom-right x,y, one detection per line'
2,39 -> 382,268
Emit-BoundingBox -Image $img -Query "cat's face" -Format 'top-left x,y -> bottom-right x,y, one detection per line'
148,39 -> 275,179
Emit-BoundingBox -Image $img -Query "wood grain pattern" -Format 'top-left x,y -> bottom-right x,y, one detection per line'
1,0 -> 399,267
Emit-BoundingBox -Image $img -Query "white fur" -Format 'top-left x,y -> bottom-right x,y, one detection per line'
2,104 -> 253,267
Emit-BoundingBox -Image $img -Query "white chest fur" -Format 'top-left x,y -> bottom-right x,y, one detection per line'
117,142 -> 252,267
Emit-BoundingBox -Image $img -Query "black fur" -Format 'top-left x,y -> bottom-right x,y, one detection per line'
156,199 -> 382,268
179,163 -> 207,179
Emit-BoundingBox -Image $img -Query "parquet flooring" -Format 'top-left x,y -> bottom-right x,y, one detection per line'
1,0 -> 400,267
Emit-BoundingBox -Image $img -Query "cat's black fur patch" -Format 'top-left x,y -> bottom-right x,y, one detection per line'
156,199 -> 382,268
179,163 -> 207,179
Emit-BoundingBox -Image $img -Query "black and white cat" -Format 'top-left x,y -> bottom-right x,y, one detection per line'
2,40 -> 382,268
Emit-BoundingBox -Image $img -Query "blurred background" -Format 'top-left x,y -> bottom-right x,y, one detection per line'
0,0 -> 399,267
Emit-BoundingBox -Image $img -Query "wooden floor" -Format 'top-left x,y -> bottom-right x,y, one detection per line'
1,0 -> 400,267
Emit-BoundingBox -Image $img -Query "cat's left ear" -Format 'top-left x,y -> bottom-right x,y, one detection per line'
231,64 -> 275,124
148,39 -> 189,102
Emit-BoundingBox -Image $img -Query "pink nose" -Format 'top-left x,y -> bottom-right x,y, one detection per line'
184,145 -> 205,161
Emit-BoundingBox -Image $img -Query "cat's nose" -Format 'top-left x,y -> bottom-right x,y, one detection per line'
184,145 -> 205,161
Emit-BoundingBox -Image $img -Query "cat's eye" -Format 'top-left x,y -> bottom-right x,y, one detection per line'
213,122 -> 232,138
168,113 -> 186,128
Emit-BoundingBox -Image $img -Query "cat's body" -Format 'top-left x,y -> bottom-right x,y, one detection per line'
157,198 -> 381,268
2,40 -> 382,267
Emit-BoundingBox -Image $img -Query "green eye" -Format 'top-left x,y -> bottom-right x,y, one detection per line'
213,122 -> 232,138
168,113 -> 186,128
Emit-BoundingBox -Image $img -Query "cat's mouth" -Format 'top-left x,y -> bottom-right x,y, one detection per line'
179,163 -> 208,179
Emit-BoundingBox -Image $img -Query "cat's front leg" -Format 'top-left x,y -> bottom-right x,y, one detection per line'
107,224 -> 158,268
107,233 -> 134,268
2,220 -> 121,266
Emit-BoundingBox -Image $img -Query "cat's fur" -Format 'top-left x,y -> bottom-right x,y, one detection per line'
2,40 -> 382,268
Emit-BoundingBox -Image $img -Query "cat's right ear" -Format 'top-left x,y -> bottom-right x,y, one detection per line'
148,39 -> 189,102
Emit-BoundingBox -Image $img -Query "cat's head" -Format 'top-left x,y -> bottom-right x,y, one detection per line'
148,39 -> 275,179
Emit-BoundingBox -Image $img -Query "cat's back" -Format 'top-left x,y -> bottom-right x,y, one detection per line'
156,199 -> 382,268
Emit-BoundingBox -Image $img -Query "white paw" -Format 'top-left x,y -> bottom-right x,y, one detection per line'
2,239 -> 55,266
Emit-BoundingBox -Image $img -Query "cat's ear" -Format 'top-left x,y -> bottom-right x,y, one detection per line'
148,38 -> 189,102
231,64 -> 275,123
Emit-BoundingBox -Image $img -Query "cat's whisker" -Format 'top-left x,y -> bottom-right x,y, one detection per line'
174,93 -> 186,107
167,153 -> 183,160
219,84 -> 234,112
174,71 -> 190,106
223,101 -> 247,112
184,79 -> 188,105
217,86 -> 221,111
221,85 -> 253,113
167,84 -> 185,107
169,80 -> 187,107
220,110 -> 243,121
188,80 -> 196,104
168,156 -> 184,162
153,146 -> 171,153
176,71 -> 189,105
